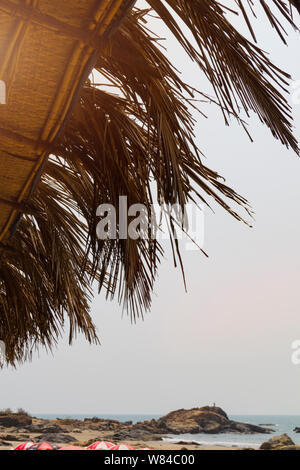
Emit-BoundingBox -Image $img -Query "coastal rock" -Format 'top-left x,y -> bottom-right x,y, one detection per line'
111,430 -> 161,441
36,433 -> 76,444
151,407 -> 273,435
25,422 -> 65,434
84,418 -> 120,426
260,434 -> 295,450
279,445 -> 300,451
133,420 -> 162,434
0,406 -> 276,446
226,421 -> 273,434
0,413 -> 32,428
294,427 -> 300,433
199,406 -> 229,420
56,418 -> 82,427
259,424 -> 275,426
0,434 -> 30,442
25,424 -> 48,433
40,424 -> 65,434
82,418 -> 127,432
154,408 -> 227,434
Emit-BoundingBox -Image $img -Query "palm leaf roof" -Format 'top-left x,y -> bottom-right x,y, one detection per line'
0,0 -> 299,365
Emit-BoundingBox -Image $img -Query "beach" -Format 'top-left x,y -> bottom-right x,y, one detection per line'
2,407 -> 300,451
0,412 -> 249,451
0,407 -> 287,451
0,422 -> 239,451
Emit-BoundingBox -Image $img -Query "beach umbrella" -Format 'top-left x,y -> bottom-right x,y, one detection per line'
0,1 -> 299,367
87,441 -> 115,450
111,444 -> 136,451
59,445 -> 86,451
28,442 -> 60,451
14,442 -> 36,451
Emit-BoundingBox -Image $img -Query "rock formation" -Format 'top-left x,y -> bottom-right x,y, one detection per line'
138,406 -> 274,435
0,406 -> 275,449
260,434 -> 295,450
0,412 -> 32,428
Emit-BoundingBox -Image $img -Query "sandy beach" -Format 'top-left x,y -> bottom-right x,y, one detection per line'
0,436 -> 240,451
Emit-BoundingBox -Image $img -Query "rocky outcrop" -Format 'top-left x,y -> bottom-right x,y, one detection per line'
55,406 -> 273,437
260,434 -> 295,450
0,412 -> 32,428
155,408 -> 228,434
39,424 -> 64,434
0,434 -> 30,442
0,406 -> 275,445
198,406 -> 229,420
111,430 -> 162,441
279,445 -> 300,450
294,427 -> 300,433
259,424 -> 275,427
25,423 -> 64,433
25,424 -> 49,433
36,433 -> 76,444
136,406 -> 273,435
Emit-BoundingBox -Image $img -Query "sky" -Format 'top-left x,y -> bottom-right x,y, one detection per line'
0,2 -> 300,416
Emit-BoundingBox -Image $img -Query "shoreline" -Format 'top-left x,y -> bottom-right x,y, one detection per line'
0,414 -> 249,451
2,407 -> 299,451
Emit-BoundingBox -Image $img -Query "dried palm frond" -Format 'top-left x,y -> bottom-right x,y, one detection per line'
0,177 -> 98,365
146,0 -> 299,151
1,1 -> 299,366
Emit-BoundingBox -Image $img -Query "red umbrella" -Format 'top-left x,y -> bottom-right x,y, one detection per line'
14,442 -> 36,451
87,441 -> 115,450
28,442 -> 60,451
111,444 -> 136,450
59,445 -> 86,451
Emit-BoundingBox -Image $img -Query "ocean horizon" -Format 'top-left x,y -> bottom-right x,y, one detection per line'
33,413 -> 300,448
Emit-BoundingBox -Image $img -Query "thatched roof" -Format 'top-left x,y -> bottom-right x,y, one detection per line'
0,0 -> 133,244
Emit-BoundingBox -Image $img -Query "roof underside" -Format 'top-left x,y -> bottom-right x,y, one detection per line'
0,0 -> 133,244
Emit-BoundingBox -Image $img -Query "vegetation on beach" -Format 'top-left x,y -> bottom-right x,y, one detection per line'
0,409 -> 30,416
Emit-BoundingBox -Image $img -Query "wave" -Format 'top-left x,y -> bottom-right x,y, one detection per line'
163,437 -> 261,449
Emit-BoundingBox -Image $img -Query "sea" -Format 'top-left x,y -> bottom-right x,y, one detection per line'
34,414 -> 300,449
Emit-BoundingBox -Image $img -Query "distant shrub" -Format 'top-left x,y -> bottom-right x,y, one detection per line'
17,408 -> 30,416
3,408 -> 12,414
0,408 -> 30,415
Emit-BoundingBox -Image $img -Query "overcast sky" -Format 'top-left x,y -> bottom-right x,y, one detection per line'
0,3 -> 300,416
